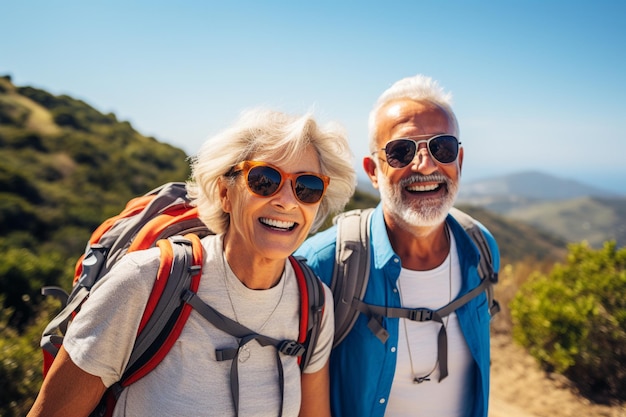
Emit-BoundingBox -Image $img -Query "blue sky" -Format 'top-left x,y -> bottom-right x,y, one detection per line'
2,0 -> 625,193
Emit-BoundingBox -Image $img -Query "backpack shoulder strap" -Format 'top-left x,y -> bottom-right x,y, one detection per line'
119,233 -> 204,386
331,208 -> 374,347
289,256 -> 325,371
448,207 -> 500,315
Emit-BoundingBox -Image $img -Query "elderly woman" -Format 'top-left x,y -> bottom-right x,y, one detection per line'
28,108 -> 356,417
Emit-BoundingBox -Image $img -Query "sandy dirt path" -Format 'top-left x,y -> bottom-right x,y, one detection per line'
489,334 -> 625,417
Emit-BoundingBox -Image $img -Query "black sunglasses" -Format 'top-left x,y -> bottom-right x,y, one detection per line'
376,134 -> 461,168
231,161 -> 330,204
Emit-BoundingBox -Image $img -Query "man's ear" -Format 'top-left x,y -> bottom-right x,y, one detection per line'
458,146 -> 464,174
363,156 -> 380,189
218,177 -> 232,213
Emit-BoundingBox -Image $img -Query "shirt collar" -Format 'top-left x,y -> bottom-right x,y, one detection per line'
370,204 -> 397,269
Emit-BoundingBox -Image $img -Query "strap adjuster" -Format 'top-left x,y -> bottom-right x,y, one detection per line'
188,265 -> 202,276
181,289 -> 195,303
408,308 -> 433,321
278,340 -> 305,357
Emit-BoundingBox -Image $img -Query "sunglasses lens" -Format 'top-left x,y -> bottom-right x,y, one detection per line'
385,139 -> 417,168
246,165 -> 326,204
294,175 -> 326,204
429,135 -> 459,164
247,165 -> 281,196
384,136 -> 459,167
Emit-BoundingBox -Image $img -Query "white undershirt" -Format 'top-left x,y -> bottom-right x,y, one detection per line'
386,233 -> 475,417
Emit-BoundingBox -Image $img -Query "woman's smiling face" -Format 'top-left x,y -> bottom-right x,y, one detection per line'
220,145 -> 323,262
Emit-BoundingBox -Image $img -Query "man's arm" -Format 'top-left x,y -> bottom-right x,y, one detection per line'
27,346 -> 107,417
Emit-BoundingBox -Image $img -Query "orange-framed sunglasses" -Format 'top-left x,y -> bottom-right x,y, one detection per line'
230,161 -> 330,204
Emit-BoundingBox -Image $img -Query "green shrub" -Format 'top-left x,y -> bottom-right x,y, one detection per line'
511,241 -> 626,403
0,296 -> 60,417
0,247 -> 68,330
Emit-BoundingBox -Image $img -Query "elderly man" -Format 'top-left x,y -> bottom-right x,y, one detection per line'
297,74 -> 500,417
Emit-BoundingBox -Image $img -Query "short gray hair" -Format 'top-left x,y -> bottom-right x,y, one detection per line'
368,74 -> 459,152
187,108 -> 356,234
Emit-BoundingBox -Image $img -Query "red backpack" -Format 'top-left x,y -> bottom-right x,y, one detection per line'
40,182 -> 325,416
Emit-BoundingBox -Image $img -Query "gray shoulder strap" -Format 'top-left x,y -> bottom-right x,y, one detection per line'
124,235 -> 196,370
290,255 -> 325,371
331,208 -> 374,347
449,207 -> 500,315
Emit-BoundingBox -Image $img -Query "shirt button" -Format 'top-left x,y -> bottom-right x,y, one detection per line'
393,288 -> 398,293
391,347 -> 396,353
379,398 -> 386,404
393,258 -> 399,263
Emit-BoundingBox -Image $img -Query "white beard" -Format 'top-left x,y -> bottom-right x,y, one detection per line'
377,170 -> 459,228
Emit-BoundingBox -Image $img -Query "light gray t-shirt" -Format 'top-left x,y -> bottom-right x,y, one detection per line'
64,234 -> 334,417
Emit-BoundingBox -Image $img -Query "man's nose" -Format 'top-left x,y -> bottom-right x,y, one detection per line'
410,143 -> 438,173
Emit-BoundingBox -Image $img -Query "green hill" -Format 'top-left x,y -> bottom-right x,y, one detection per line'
0,75 -> 190,254
505,196 -> 626,248
0,75 -> 190,328
456,204 -> 567,264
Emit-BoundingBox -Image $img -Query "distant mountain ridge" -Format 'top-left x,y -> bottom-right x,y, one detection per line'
359,170 -> 622,203
455,171 -> 626,248
458,170 -> 620,203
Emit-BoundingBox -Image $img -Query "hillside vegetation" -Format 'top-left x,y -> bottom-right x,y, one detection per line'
0,75 -> 190,324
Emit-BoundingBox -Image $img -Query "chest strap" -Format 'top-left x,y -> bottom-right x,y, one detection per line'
352,277 -> 491,382
182,289 -> 304,417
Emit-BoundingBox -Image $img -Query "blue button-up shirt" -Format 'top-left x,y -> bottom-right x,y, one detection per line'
296,204 -> 500,417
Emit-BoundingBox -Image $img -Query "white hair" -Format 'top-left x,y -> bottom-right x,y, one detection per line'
368,74 -> 459,152
187,108 -> 356,233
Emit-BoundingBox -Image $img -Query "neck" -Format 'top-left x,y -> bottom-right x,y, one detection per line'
385,212 -> 450,271
222,242 -> 285,290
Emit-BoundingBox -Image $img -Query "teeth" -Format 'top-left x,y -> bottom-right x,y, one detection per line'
407,183 -> 439,192
260,218 -> 295,229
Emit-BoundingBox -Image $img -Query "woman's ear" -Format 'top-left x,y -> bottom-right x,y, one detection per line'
218,177 -> 232,213
363,156 -> 380,190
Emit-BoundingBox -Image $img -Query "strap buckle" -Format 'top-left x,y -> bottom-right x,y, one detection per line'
278,340 -> 305,357
408,308 -> 433,322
